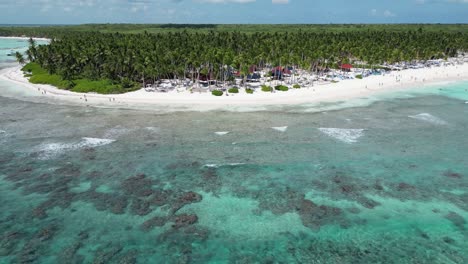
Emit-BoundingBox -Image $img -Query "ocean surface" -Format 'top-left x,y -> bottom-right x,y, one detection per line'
0,39 -> 468,263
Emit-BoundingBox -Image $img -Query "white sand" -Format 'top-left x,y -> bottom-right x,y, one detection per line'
1,62 -> 468,111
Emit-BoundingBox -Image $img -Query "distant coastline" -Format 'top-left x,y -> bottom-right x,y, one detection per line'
0,36 -> 50,41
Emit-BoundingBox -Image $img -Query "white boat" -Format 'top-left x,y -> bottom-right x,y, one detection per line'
6,50 -> 15,56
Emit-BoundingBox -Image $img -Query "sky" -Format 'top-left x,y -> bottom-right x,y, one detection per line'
1,0 -> 468,24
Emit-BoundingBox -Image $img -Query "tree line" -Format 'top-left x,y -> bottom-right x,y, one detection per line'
21,29 -> 468,91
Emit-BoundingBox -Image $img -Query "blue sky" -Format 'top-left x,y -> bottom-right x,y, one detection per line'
1,0 -> 468,24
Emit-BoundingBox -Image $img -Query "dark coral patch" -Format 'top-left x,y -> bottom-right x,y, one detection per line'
445,211 -> 466,231
172,191 -> 203,214
0,231 -> 23,256
141,216 -> 169,231
148,189 -> 172,206
172,214 -> 199,229
92,243 -> 123,264
443,171 -> 463,179
130,198 -> 152,216
397,183 -> 415,191
296,199 -> 344,230
121,174 -> 155,197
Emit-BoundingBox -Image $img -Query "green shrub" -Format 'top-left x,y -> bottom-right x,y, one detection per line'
29,74 -> 73,89
21,62 -> 47,75
355,74 -> 363,79
261,85 -> 272,92
293,84 -> 301,89
21,62 -> 138,94
71,79 -> 123,94
275,85 -> 289,91
246,88 -> 254,94
212,90 -> 223,96
228,87 -> 239,93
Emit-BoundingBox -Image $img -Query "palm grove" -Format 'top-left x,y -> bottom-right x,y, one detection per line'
19,29 -> 468,94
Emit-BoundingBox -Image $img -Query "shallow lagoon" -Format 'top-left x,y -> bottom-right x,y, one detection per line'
0,38 -> 468,263
1,91 -> 468,263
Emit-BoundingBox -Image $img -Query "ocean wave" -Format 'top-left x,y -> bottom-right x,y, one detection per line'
318,128 -> 365,144
408,113 -> 447,125
145,126 -> 160,132
104,126 -> 135,138
203,163 -> 245,168
79,137 -> 116,148
35,137 -> 115,159
272,126 -> 288,132
215,131 -> 230,136
0,130 -> 5,134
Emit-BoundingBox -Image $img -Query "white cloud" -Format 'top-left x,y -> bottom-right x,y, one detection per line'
196,0 -> 256,3
369,9 -> 397,18
383,10 -> 396,17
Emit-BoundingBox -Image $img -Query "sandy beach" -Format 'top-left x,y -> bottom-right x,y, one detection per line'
1,63 -> 468,111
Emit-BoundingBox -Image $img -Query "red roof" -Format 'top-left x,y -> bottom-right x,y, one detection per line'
272,66 -> 291,74
341,64 -> 353,69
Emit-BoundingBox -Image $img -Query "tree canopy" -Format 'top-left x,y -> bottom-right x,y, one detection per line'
11,25 -> 468,93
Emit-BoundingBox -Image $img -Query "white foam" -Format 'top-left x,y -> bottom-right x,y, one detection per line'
36,142 -> 75,159
36,137 -> 115,159
204,164 -> 219,168
227,163 -> 245,166
203,163 -> 245,168
272,126 -> 288,132
79,137 -> 115,148
318,128 -> 365,144
104,126 -> 134,138
215,131 -> 230,136
145,127 -> 160,132
408,113 -> 447,125
0,130 -> 5,134
465,101 -> 468,104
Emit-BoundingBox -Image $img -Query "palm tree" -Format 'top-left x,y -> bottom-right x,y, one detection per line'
15,52 -> 25,65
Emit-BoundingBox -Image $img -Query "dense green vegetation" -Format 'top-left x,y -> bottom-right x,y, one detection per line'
4,24 -> 468,94
293,84 -> 301,89
3,24 -> 468,37
245,88 -> 254,94
22,62 -> 138,93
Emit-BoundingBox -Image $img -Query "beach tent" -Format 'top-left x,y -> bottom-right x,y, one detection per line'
246,73 -> 261,81
272,68 -> 283,80
341,64 -> 353,72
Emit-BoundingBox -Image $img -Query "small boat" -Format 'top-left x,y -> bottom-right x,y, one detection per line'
6,50 -> 15,56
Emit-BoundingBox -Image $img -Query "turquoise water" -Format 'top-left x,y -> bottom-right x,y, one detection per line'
1,39 -> 468,263
0,38 -> 44,64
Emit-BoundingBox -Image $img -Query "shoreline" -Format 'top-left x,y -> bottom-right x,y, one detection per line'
0,36 -> 50,42
1,63 -> 468,111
